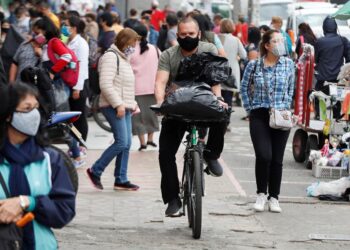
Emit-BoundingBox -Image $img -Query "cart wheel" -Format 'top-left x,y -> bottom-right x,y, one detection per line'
305,134 -> 318,169
293,129 -> 308,162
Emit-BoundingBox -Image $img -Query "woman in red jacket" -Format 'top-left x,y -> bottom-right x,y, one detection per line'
31,17 -> 85,168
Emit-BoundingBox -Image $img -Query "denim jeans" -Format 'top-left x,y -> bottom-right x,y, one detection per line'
91,107 -> 132,184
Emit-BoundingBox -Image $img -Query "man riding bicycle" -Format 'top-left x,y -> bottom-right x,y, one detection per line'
155,17 -> 228,217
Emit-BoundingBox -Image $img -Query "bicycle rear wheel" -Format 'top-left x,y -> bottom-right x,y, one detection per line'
92,95 -> 112,132
190,150 -> 203,239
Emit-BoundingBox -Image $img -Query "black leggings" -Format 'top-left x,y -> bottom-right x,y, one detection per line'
69,81 -> 88,143
249,108 -> 290,199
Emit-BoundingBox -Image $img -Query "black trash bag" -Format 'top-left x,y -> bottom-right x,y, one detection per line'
161,82 -> 227,121
175,52 -> 231,85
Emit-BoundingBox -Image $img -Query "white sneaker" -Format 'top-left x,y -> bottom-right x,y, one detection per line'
73,159 -> 86,169
253,193 -> 267,212
268,197 -> 282,213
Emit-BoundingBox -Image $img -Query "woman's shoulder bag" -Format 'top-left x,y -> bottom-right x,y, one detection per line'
0,172 -> 23,250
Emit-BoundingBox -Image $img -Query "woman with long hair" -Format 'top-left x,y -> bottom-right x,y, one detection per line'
295,22 -> 317,57
241,30 -> 295,213
130,24 -> 160,151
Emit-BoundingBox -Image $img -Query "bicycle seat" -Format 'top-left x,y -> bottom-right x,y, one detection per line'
48,111 -> 82,126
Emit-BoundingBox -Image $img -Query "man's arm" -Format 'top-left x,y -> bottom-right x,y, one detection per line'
155,70 -> 170,104
211,84 -> 221,97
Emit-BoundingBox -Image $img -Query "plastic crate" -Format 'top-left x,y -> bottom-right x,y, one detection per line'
312,164 -> 349,179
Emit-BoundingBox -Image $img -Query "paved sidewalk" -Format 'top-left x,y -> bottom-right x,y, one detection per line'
54,119 -> 350,250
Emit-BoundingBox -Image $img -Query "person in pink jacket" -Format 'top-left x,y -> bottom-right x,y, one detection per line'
130,24 -> 160,151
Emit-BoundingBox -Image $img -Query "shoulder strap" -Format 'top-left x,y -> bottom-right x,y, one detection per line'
0,172 -> 10,198
105,49 -> 120,75
155,46 -> 160,59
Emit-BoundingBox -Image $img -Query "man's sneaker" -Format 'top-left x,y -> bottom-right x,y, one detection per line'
253,193 -> 267,212
86,168 -> 103,190
114,181 -> 139,191
73,159 -> 86,169
204,158 -> 223,177
165,197 -> 182,217
268,197 -> 282,213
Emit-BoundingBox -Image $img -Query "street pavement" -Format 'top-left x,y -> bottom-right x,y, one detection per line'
55,107 -> 350,250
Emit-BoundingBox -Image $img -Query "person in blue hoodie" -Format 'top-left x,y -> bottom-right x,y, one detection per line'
0,82 -> 76,250
315,16 -> 350,90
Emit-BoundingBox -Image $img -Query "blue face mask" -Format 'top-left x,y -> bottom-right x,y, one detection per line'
61,25 -> 71,37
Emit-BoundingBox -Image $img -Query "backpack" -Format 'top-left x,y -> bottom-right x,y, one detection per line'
47,38 -> 79,88
89,49 -> 119,95
85,34 -> 100,67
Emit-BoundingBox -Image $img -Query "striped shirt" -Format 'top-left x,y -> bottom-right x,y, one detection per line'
241,56 -> 295,113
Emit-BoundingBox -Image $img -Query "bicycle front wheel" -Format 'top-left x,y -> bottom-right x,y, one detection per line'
92,95 -> 112,132
190,150 -> 203,239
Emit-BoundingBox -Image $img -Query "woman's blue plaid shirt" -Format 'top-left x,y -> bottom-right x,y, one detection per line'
241,57 -> 295,113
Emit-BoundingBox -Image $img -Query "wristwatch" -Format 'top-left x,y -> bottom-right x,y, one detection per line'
217,96 -> 224,102
19,195 -> 27,210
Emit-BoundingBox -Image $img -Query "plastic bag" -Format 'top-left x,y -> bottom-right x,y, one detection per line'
161,82 -> 227,121
306,177 -> 350,197
52,80 -> 70,111
175,52 -> 231,85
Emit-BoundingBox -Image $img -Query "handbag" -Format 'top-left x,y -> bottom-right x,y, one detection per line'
269,108 -> 293,130
261,59 -> 293,130
0,173 -> 23,250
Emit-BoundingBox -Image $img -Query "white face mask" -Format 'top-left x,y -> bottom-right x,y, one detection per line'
11,109 -> 41,136
271,42 -> 286,57
123,46 -> 136,57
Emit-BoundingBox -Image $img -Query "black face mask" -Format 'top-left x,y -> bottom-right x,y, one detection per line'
177,36 -> 199,52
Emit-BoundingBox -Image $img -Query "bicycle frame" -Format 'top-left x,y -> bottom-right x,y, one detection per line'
180,124 -> 204,215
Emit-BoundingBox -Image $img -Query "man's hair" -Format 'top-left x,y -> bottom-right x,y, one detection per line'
130,8 -> 137,16
271,16 -> 283,25
67,10 -> 80,18
15,6 -> 27,17
166,13 -> 178,27
85,12 -> 96,21
36,0 -> 50,9
100,12 -> 113,27
177,17 -> 199,31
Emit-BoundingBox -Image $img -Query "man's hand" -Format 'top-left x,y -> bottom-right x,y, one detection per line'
72,90 -> 80,100
219,100 -> 229,109
116,105 -> 126,118
0,197 -> 25,224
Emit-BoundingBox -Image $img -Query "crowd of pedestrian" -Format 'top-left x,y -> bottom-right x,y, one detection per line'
1,0 -> 350,247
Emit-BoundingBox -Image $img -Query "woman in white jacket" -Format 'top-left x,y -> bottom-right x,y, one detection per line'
86,28 -> 140,191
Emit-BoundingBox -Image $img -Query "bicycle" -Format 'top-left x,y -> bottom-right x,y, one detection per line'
181,122 -> 204,239
90,94 -> 112,132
